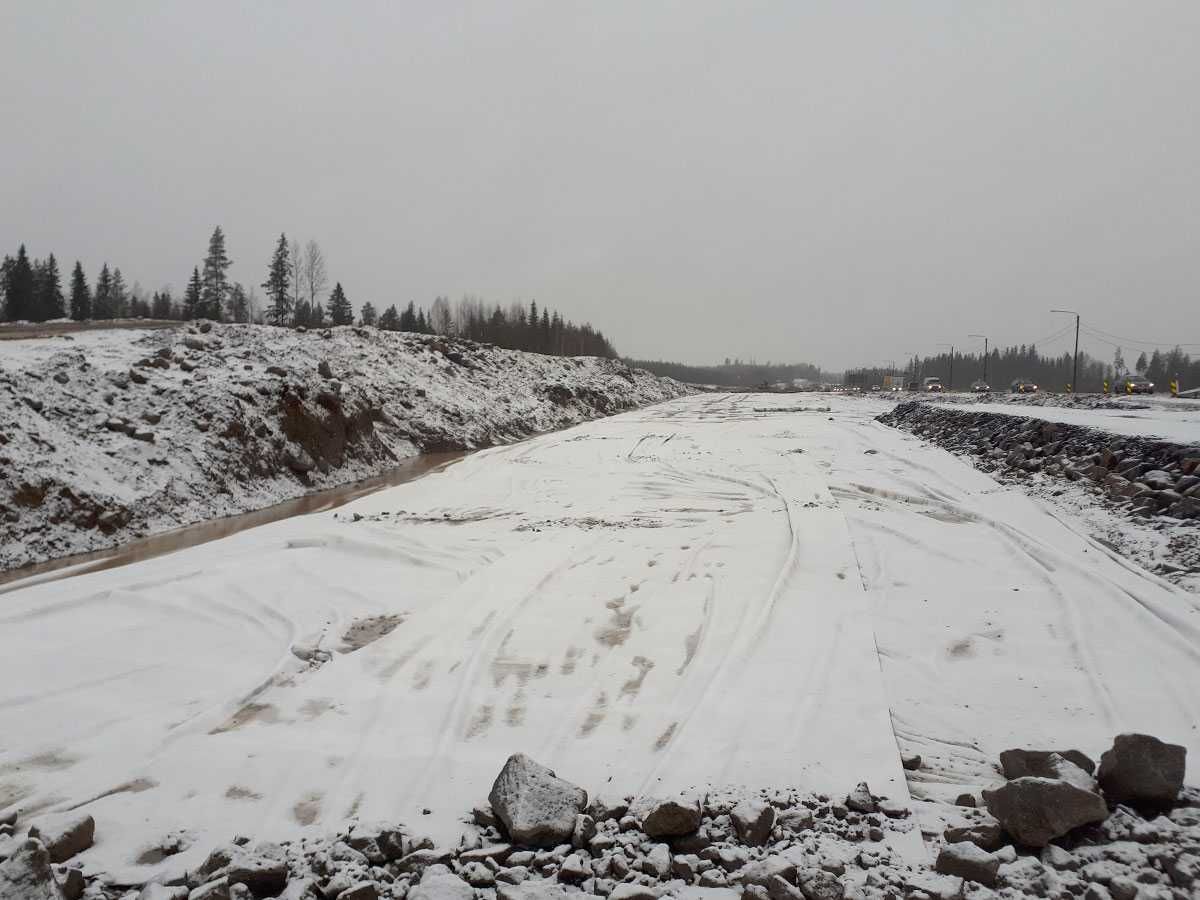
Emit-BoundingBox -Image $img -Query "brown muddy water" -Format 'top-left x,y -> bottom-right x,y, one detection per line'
0,451 -> 465,593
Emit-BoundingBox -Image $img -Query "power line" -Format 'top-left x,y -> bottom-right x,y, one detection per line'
1079,324 -> 1200,349
1027,323 -> 1074,348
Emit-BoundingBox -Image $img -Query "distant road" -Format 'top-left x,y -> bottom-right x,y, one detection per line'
0,318 -> 179,340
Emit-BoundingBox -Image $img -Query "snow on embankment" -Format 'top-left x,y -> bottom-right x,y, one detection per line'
0,323 -> 691,571
878,401 -> 1200,518
879,400 -> 1200,586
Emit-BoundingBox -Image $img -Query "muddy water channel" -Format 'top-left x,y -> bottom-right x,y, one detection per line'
0,451 -> 465,592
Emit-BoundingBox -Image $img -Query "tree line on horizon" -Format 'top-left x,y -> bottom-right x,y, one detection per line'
846,343 -> 1200,392
0,233 -> 617,358
626,358 -> 825,387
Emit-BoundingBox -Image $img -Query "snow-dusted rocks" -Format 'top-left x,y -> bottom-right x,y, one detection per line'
731,799 -> 776,845
844,782 -> 877,814
934,841 -> 999,886
1097,732 -> 1186,806
192,843 -> 288,896
408,870 -> 473,900
943,819 -> 1004,851
26,814 -> 94,864
0,839 -> 66,900
12,757 -> 1200,900
488,753 -> 588,848
631,794 -> 703,838
999,747 -> 1096,779
496,881 -> 572,900
982,776 -> 1108,847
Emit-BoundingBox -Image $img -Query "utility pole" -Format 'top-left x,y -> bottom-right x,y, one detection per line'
969,334 -> 988,385
1051,309 -> 1080,392
938,343 -> 955,390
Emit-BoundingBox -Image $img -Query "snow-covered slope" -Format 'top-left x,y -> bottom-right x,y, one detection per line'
1,393 -> 1197,884
0,324 -> 691,572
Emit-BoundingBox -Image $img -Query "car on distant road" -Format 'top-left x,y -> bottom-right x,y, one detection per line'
870,384 -> 881,392
1010,378 -> 1039,393
970,380 -> 991,392
922,377 -> 944,392
1122,375 -> 1155,394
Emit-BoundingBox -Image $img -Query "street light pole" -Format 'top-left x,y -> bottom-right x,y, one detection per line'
969,334 -> 988,385
1051,309 -> 1080,392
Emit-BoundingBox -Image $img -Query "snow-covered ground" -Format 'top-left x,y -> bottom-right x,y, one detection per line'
2,393 -> 1198,884
0,324 -> 690,572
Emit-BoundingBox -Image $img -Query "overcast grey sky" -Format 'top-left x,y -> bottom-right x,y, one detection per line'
2,2 -> 1197,369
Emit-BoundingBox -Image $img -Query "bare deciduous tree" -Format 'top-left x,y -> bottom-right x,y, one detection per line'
303,240 -> 328,311
429,295 -> 453,335
288,238 -> 303,322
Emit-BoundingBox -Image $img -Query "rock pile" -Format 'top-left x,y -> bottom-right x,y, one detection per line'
1,736 -> 1193,900
877,402 -> 1200,522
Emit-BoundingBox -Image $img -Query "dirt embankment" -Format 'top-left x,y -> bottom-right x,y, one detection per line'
0,323 -> 691,572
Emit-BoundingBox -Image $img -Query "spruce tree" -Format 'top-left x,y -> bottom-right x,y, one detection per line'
359,301 -> 377,326
327,282 -> 353,325
379,304 -> 400,330
183,267 -> 203,319
93,263 -> 114,319
111,268 -> 128,317
4,245 -> 35,321
69,261 -> 91,320
151,288 -> 174,319
0,255 -> 12,320
34,253 -> 65,320
227,283 -> 250,323
200,226 -> 232,320
262,234 -> 292,326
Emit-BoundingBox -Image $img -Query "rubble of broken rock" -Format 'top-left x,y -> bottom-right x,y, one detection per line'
0,323 -> 691,572
2,734 -> 1195,900
878,401 -> 1200,586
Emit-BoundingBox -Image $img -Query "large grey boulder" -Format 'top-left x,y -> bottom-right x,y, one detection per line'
844,782 -> 877,814
732,799 -> 776,846
138,885 -> 188,900
999,751 -> 1097,792
736,855 -> 797,887
488,754 -> 587,847
1000,748 -> 1096,778
26,816 -> 94,864
797,869 -> 844,900
0,839 -> 65,900
983,777 -> 1107,847
1097,733 -> 1186,806
496,881 -> 573,900
631,794 -> 703,838
935,841 -> 1000,886
408,872 -> 473,900
944,818 -> 1004,851
193,844 -> 287,896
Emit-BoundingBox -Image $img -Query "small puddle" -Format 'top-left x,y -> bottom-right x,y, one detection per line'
0,451 -> 466,592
